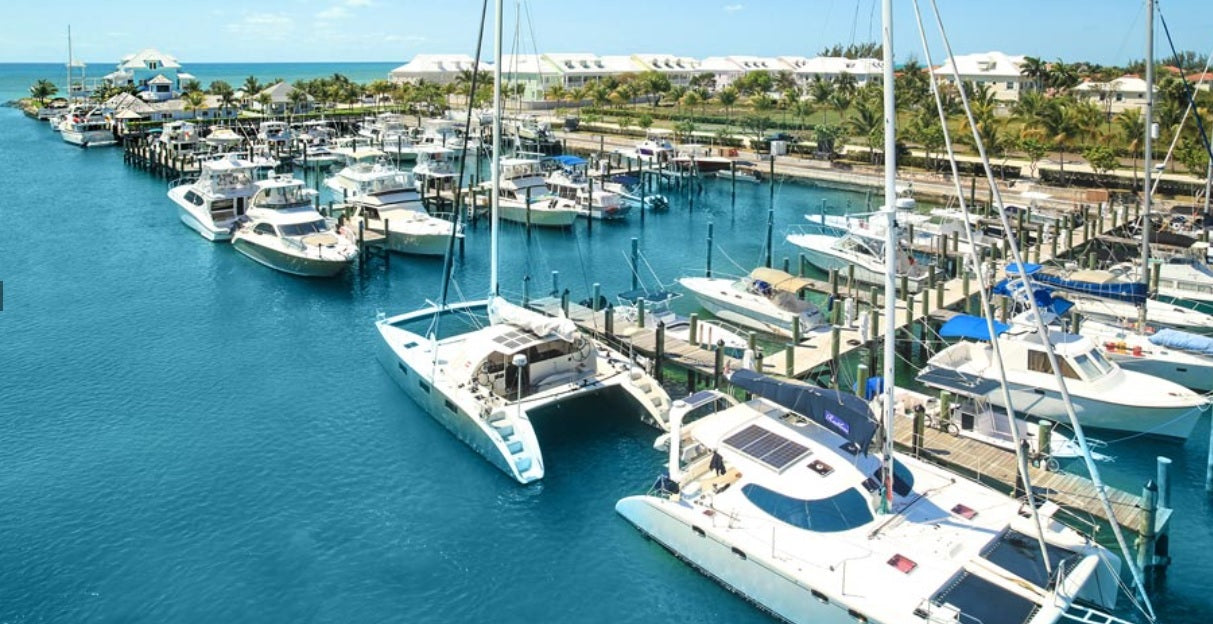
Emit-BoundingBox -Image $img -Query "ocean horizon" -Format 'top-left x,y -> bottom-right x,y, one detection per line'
0,61 -> 400,102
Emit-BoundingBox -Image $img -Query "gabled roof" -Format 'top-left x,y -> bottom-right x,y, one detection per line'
147,74 -> 173,85
794,56 -> 883,76
119,48 -> 182,70
103,91 -> 155,114
257,82 -> 315,103
931,51 -> 1026,79
633,53 -> 701,73
500,53 -> 552,76
390,54 -> 491,75
1074,75 -> 1152,94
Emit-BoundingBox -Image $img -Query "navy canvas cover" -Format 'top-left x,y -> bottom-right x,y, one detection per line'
729,369 -> 879,451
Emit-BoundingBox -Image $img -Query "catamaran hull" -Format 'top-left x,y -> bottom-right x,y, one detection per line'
616,496 -> 873,624
231,238 -> 353,277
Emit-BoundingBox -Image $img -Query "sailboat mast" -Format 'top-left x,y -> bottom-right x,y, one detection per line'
66,25 -> 72,101
489,0 -> 503,297
1141,0 -> 1154,326
880,0 -> 897,512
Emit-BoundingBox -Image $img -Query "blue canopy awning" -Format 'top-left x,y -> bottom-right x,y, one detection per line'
550,155 -> 586,167
991,279 -> 1074,316
1005,262 -> 1042,275
939,314 -> 1010,341
729,369 -> 879,452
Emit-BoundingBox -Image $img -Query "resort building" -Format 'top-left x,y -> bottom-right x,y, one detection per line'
545,53 -> 643,90
103,91 -> 238,126
631,54 -> 705,88
102,49 -> 195,102
389,54 -> 490,85
698,56 -> 786,90
249,82 -> 316,115
930,51 -> 1029,102
1074,75 -> 1153,115
1185,72 -> 1213,91
794,57 -> 883,87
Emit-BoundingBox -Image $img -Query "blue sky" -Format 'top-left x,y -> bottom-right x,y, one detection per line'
1,0 -> 1209,66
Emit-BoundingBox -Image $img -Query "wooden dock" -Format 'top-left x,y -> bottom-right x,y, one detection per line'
893,423 -> 1161,538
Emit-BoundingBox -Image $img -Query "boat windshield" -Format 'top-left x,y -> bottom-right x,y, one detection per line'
1073,350 -> 1111,379
277,220 -> 328,237
741,483 -> 874,533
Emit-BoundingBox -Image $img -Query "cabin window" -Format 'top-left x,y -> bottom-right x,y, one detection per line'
1088,348 -> 1113,374
253,223 -> 276,236
418,380 -> 430,393
397,363 -> 409,375
692,526 -> 705,537
741,483 -> 874,532
278,220 -> 327,237
1071,353 -> 1104,380
184,190 -> 204,206
811,589 -> 829,604
1026,350 -> 1052,374
443,399 -> 457,413
1058,357 -> 1081,380
731,547 -> 747,560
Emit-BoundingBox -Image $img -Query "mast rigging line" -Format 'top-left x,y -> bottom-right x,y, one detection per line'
922,0 -> 1157,617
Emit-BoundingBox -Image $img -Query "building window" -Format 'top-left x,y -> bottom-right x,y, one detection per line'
1006,81 -> 1015,90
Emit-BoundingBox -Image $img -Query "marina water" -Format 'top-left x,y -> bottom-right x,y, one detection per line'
1,72 -> 1209,620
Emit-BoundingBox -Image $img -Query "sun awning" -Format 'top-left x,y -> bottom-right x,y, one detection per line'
939,314 -> 1010,341
728,369 -> 879,452
749,267 -> 815,294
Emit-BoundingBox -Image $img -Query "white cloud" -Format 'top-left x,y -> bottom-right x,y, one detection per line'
226,12 -> 295,40
316,5 -> 350,20
723,3 -> 743,12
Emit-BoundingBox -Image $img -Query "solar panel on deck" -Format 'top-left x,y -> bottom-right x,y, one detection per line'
723,424 -> 811,472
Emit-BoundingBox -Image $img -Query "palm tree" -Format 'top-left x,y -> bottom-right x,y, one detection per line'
182,79 -> 202,94
257,92 -> 273,117
183,90 -> 207,120
1033,97 -> 1080,178
28,79 -> 58,106
835,72 -> 858,97
287,88 -> 310,120
242,76 -> 262,96
848,98 -> 883,163
1019,56 -> 1048,92
717,87 -> 739,120
1046,60 -> 1079,93
751,93 -> 775,113
808,75 -> 833,122
829,91 -> 852,125
1116,109 -> 1145,191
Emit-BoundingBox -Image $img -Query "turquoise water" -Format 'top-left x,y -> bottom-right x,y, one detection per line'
0,105 -> 1209,622
0,62 -> 399,102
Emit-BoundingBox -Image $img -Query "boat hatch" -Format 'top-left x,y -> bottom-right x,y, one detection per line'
932,572 -> 1040,624
887,554 -> 917,574
981,530 -> 1077,588
951,504 -> 977,520
723,424 -> 812,472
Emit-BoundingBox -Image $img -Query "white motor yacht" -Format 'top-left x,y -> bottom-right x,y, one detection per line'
919,313 -> 1207,440
257,120 -> 293,146
168,154 -> 260,241
545,156 -> 630,220
411,145 -> 459,197
340,171 -> 461,257
203,126 -> 244,151
155,121 -> 202,157
1107,242 -> 1213,304
59,107 -> 115,147
615,289 -> 748,357
292,121 -> 341,167
326,148 -> 418,205
617,378 -> 1121,624
626,129 -> 675,163
231,174 -> 357,277
787,228 -> 930,292
482,157 -> 578,227
678,268 -> 827,338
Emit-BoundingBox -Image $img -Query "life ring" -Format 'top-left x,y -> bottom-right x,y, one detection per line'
572,336 -> 592,362
475,361 -> 492,387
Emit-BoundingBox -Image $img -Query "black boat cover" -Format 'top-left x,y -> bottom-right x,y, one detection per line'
729,369 -> 880,452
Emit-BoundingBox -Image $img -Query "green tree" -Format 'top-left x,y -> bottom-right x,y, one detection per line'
28,79 -> 58,106
637,70 -> 672,107
1084,144 -> 1119,182
1115,109 -> 1145,189
808,75 -> 834,122
287,88 -> 310,118
1018,136 -> 1048,179
257,92 -> 273,116
674,119 -> 697,142
848,98 -> 883,163
637,113 -> 653,131
751,93 -> 775,113
814,122 -> 841,157
182,79 -> 202,94
740,114 -> 771,143
717,87 -> 739,119
1019,56 -> 1048,93
183,90 -> 207,119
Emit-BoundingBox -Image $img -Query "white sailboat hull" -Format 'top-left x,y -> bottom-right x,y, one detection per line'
1069,294 -> 1213,333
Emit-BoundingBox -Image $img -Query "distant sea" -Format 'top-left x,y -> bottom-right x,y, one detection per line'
0,62 -> 399,103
